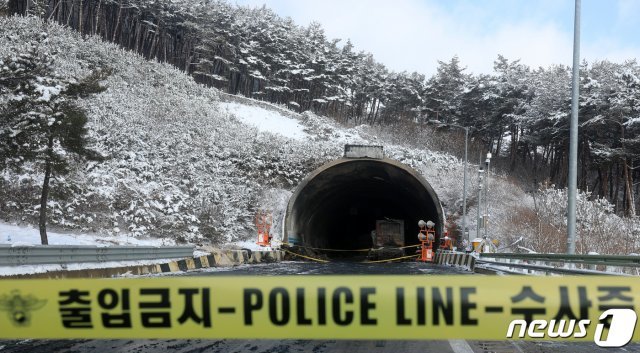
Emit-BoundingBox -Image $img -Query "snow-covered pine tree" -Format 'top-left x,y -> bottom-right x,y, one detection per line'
0,32 -> 104,244
423,56 -> 468,124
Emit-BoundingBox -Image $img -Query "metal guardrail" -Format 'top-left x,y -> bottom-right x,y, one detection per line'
479,252 -> 640,267
476,252 -> 640,275
476,258 -> 627,276
0,245 -> 194,266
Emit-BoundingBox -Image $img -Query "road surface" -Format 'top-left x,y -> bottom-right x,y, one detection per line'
1,261 -> 638,352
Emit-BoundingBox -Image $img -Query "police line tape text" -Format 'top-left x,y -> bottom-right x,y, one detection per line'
3,276 -> 637,341
243,286 -> 478,326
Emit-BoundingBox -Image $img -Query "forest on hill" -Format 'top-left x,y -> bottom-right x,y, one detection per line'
7,0 -> 640,218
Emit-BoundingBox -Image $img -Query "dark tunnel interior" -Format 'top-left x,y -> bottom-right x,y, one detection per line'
285,159 -> 443,256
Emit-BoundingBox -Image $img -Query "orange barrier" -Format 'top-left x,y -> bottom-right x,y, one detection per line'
417,240 -> 433,262
416,223 -> 435,262
255,210 -> 272,247
439,236 -> 453,251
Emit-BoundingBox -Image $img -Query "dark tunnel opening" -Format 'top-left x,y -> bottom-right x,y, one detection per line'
284,157 -> 444,257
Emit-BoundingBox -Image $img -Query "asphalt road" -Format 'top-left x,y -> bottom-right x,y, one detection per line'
1,261 -> 639,353
3,336 -> 640,353
184,260 -> 473,276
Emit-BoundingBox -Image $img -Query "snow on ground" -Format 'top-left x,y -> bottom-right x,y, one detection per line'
221,102 -> 309,141
0,222 -> 173,247
0,222 -> 180,276
0,222 -> 277,276
227,239 -> 274,251
0,258 -> 188,277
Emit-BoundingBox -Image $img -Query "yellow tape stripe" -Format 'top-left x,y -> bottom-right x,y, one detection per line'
282,249 -> 329,263
282,243 -> 421,252
281,242 -> 371,252
362,254 -> 420,263
395,244 -> 422,250
0,276 -> 638,342
284,249 -> 419,264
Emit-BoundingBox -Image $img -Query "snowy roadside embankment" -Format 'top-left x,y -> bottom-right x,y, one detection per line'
0,222 -> 173,247
0,222 -> 283,276
0,222 -> 192,276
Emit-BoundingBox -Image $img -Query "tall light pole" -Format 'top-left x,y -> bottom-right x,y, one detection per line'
484,152 -> 492,238
462,127 -> 469,246
443,123 -> 471,247
567,0 -> 581,254
476,167 -> 484,239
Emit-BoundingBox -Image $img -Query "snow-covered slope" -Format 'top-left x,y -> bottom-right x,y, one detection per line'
7,16 -> 627,255
0,17 -> 465,245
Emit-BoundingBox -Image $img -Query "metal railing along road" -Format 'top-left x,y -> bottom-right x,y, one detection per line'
476,252 -> 640,275
0,245 -> 194,266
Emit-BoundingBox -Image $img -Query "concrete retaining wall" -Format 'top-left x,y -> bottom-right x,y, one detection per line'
3,249 -> 284,279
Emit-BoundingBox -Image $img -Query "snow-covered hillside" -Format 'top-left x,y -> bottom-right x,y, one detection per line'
1,16 -> 636,255
0,17 -> 459,244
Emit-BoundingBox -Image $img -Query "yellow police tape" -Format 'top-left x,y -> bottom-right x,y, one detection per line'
281,242 -> 371,252
282,249 -> 419,264
362,254 -> 420,263
280,243 -> 421,252
0,276 -> 639,342
282,249 -> 329,263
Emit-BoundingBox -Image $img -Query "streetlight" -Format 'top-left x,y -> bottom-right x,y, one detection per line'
432,123 -> 472,246
476,167 -> 484,240
567,0 -> 581,254
484,152 -> 492,238
462,127 -> 469,246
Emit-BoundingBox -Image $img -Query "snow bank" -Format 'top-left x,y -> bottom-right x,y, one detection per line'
221,102 -> 309,141
0,222 -> 181,276
0,222 -> 171,246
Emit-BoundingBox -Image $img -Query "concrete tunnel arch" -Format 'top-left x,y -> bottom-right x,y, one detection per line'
284,155 -> 445,254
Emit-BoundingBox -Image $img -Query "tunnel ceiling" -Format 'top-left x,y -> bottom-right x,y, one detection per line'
284,158 -> 444,252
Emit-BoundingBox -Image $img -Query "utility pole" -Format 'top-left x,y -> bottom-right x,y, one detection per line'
476,167 -> 484,239
443,123 -> 471,248
462,127 -> 469,246
484,152 -> 492,238
567,0 -> 581,254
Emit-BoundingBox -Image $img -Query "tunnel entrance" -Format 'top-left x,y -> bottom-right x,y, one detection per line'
284,146 -> 444,256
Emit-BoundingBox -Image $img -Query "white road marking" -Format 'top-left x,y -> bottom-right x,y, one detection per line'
448,339 -> 475,353
511,341 -> 526,353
